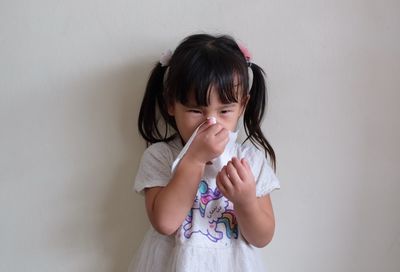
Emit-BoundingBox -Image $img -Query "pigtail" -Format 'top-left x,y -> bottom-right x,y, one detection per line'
138,63 -> 175,145
243,63 -> 277,171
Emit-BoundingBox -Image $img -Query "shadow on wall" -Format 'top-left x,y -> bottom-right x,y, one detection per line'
97,60 -> 152,271
49,58 -> 154,271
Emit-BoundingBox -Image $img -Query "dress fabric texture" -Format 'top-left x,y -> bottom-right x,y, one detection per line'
129,135 -> 280,272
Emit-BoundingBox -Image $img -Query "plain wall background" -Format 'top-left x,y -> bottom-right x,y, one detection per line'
1,0 -> 399,271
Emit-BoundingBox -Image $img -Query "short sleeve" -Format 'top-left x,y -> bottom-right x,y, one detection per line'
134,142 -> 174,195
239,144 -> 281,197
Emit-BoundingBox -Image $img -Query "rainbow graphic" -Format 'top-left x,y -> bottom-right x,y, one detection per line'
182,180 -> 239,243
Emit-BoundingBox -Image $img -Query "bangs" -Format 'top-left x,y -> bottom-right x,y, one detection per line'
165,39 -> 249,107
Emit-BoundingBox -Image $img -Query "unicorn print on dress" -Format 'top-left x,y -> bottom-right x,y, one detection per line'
183,180 -> 239,242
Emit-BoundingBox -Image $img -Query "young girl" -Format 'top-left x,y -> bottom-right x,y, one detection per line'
129,34 -> 280,272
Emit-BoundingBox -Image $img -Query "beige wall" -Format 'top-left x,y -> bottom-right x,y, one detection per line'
1,0 -> 399,271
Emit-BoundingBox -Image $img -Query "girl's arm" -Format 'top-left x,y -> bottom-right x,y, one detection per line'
234,195 -> 275,247
216,157 -> 276,247
145,155 -> 205,235
145,123 -> 229,235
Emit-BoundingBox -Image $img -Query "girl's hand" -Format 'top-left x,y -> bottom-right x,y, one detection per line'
216,157 -> 257,207
185,120 -> 229,165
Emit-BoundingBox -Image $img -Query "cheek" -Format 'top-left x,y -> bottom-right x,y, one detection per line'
218,114 -> 240,131
175,116 -> 201,141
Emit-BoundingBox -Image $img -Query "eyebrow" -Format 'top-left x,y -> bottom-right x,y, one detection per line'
183,103 -> 201,108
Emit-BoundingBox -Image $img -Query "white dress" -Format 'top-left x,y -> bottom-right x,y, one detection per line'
129,133 -> 280,272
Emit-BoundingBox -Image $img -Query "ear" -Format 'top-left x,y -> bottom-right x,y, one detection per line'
167,102 -> 175,116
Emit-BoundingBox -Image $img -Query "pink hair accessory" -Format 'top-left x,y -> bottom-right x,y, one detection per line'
160,49 -> 173,67
238,43 -> 252,62
238,43 -> 253,92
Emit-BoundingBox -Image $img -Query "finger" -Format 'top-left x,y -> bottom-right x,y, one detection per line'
241,158 -> 251,171
231,157 -> 247,181
218,166 -> 234,191
209,123 -> 226,136
197,118 -> 215,133
197,123 -> 222,140
226,160 -> 242,185
214,127 -> 229,142
242,158 -> 254,177
216,172 -> 227,195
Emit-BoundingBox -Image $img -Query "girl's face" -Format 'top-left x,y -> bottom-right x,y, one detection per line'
168,87 -> 247,143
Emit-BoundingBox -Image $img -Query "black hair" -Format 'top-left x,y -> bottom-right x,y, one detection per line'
138,34 -> 276,171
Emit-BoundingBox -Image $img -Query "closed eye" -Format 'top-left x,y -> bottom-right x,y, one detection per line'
188,109 -> 202,114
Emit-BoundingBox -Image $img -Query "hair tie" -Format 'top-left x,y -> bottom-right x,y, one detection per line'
160,49 -> 173,67
238,43 -> 253,92
247,66 -> 253,93
238,43 -> 252,62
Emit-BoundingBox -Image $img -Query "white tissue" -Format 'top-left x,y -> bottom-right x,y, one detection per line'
171,118 -> 238,173
207,116 -> 216,124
